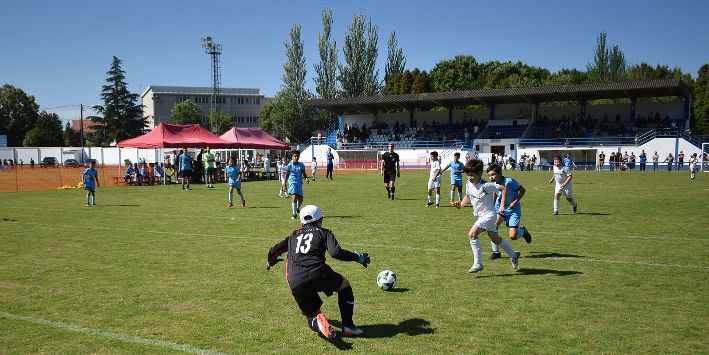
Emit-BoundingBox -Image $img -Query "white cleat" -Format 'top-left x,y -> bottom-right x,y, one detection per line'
468,265 -> 484,273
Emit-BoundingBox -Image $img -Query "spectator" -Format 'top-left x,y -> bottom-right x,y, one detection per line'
30,158 -> 35,168
652,151 -> 659,171
664,153 -> 674,171
678,151 -> 685,171
639,150 -> 647,171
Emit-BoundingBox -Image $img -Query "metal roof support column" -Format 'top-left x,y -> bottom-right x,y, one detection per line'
489,105 -> 496,121
533,103 -> 539,124
448,107 -> 453,125
684,93 -> 692,129
630,97 -> 637,123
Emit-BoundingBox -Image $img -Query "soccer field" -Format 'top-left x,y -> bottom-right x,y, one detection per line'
1,170 -> 707,353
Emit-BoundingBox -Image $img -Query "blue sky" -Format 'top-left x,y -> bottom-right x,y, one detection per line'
1,0 -> 707,122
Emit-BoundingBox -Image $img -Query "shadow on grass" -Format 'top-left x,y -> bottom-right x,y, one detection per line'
327,215 -> 359,219
392,198 -> 417,201
525,252 -> 584,259
385,287 -> 409,293
1,218 -> 17,222
575,212 -> 610,216
247,206 -> 280,209
330,318 -> 434,339
100,204 -> 141,207
476,268 -> 582,278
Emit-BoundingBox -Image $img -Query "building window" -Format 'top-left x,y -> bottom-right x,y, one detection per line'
194,96 -> 209,104
216,97 -> 225,104
176,96 -> 190,103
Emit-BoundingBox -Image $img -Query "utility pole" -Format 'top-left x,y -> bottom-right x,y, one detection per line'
80,104 -> 85,163
201,36 -> 222,134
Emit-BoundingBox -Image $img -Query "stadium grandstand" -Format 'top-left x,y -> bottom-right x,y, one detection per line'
304,79 -> 704,170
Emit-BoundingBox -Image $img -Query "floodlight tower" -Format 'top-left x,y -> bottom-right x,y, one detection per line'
201,36 -> 222,133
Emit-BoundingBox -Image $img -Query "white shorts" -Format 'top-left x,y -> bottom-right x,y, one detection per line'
474,214 -> 498,233
427,177 -> 441,189
555,183 -> 573,198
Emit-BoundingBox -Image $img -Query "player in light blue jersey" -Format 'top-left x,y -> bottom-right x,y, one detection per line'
486,163 -> 531,260
440,152 -> 465,204
284,151 -> 309,219
82,160 -> 99,207
563,152 -> 576,170
225,158 -> 246,208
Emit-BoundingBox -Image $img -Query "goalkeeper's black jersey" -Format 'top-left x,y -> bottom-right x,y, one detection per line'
268,226 -> 358,289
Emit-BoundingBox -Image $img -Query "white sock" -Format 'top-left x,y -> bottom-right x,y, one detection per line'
470,239 -> 482,267
450,191 -> 454,201
91,195 -> 95,205
435,194 -> 440,205
85,195 -> 89,205
292,202 -> 298,215
428,195 -> 432,203
490,240 -> 499,253
553,200 -> 559,212
229,191 -> 233,204
516,226 -> 526,238
497,237 -> 516,257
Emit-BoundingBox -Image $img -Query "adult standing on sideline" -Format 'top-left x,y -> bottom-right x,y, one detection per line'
180,149 -> 193,190
326,148 -> 334,180
380,143 -> 400,200
652,151 -> 659,171
639,150 -> 647,171
203,147 -> 216,188
678,151 -> 685,171
598,151 -> 605,171
664,153 -> 674,171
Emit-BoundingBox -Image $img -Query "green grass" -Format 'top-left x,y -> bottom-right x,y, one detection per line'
1,170 -> 708,353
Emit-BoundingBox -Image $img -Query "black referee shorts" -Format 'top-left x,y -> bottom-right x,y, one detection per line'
384,170 -> 396,183
291,269 -> 344,317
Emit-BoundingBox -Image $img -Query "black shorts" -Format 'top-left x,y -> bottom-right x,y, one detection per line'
291,269 -> 344,317
205,167 -> 216,175
180,169 -> 192,178
384,170 -> 396,183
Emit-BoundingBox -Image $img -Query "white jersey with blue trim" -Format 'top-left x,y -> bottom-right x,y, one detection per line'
466,179 -> 498,217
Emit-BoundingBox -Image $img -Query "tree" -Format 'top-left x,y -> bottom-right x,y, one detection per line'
399,70 -> 414,95
411,69 -> 431,94
609,45 -> 627,81
0,84 -> 40,146
272,24 -> 312,143
385,31 -> 406,83
430,55 -> 480,92
258,102 -> 278,134
692,64 -> 709,134
339,14 -> 380,97
206,111 -> 233,135
170,99 -> 202,124
63,121 -> 80,147
91,56 -> 147,146
22,111 -> 63,147
312,8 -> 339,129
546,68 -> 589,85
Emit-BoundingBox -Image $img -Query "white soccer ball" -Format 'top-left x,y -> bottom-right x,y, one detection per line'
376,270 -> 397,291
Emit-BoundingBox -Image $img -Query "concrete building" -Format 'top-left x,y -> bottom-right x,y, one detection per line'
141,86 -> 273,129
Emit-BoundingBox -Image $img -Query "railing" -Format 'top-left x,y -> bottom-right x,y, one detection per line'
519,136 -> 637,147
635,129 -> 704,149
336,140 -> 463,150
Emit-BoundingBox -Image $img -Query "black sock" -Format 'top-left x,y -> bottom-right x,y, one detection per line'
338,286 -> 355,327
391,186 -> 396,196
307,316 -> 319,332
386,186 -> 391,194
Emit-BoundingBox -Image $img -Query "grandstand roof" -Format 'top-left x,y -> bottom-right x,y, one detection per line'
307,79 -> 691,113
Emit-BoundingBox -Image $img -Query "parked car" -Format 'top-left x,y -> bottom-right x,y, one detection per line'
64,159 -> 79,166
40,157 -> 57,167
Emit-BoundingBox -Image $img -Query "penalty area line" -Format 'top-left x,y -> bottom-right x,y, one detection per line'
0,311 -> 224,355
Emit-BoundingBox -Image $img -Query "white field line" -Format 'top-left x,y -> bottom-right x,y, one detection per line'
4,220 -> 709,270
0,311 -> 224,354
2,205 -> 706,242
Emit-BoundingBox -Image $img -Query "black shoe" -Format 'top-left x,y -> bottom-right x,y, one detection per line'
390,194 -> 395,200
387,192 -> 391,199
522,228 -> 532,244
489,252 -> 502,260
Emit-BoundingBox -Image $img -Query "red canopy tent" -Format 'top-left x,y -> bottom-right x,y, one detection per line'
118,123 -> 234,148
219,127 -> 289,149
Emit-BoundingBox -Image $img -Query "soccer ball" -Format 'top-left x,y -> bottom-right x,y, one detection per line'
376,270 -> 397,291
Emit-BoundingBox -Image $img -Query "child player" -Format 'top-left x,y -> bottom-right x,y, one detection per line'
267,205 -> 370,339
278,157 -> 288,198
689,153 -> 698,180
549,155 -> 578,215
426,151 -> 441,207
225,158 -> 246,208
311,156 -> 318,181
486,163 -> 532,261
454,159 -> 520,273
82,160 -> 99,207
440,152 -> 465,204
285,151 -> 309,219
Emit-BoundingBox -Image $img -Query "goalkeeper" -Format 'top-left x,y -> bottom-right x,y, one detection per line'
267,205 -> 370,340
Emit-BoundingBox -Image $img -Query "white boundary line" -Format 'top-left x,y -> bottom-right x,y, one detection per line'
4,219 -> 709,270
0,311 -> 224,354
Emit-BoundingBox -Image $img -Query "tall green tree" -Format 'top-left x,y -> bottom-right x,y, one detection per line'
91,56 -> 147,146
22,111 -> 63,147
63,121 -> 80,146
411,69 -> 431,94
273,24 -> 312,143
258,102 -> 278,134
385,31 -> 406,83
170,99 -> 202,124
587,31 -> 611,82
692,64 -> 709,134
313,8 -> 339,129
609,45 -> 627,81
430,55 -> 480,92
399,70 -> 413,94
339,14 -> 380,97
0,84 -> 40,146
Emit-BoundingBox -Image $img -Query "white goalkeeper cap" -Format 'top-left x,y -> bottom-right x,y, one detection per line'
300,205 -> 323,225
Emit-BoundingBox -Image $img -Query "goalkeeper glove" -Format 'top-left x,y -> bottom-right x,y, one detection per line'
266,257 -> 284,271
353,251 -> 370,268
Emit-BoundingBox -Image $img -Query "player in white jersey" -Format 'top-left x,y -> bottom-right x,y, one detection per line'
278,157 -> 288,197
549,155 -> 578,215
426,151 -> 441,208
311,157 -> 318,181
454,159 -> 521,273
689,153 -> 698,180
